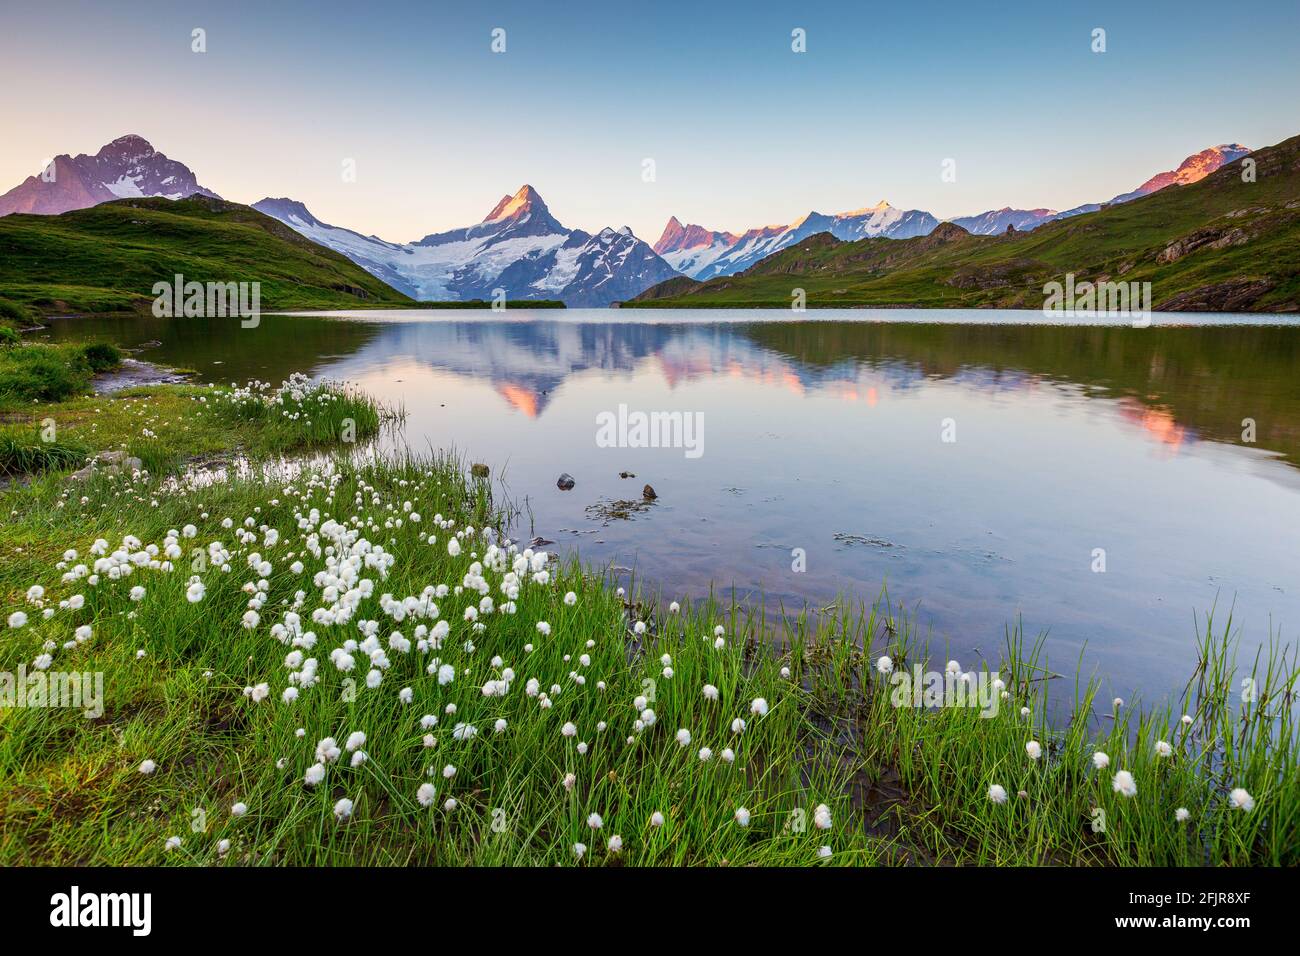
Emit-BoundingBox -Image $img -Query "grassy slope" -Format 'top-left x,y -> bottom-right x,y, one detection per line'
629,134 -> 1300,312
0,197 -> 412,314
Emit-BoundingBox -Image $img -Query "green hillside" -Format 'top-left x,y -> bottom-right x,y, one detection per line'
0,196 -> 412,315
629,134 -> 1300,313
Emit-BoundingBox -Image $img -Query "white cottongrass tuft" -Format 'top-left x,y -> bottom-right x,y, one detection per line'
138,759 -> 157,775
1092,751 -> 1110,770
1111,770 -> 1137,798
987,784 -> 1008,804
1228,788 -> 1255,812
734,807 -> 751,826
1025,740 -> 1042,760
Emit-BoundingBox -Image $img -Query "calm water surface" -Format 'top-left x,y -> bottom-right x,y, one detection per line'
43,308 -> 1300,706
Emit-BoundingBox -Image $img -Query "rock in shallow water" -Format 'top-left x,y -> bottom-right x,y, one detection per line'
556,473 -> 575,490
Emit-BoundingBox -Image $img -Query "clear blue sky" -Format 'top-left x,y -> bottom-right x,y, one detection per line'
3,0 -> 1297,243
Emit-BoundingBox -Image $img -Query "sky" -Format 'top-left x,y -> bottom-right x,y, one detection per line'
2,0 -> 1298,244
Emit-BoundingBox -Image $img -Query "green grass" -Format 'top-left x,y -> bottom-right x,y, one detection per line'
0,297 -> 38,329
0,341 -> 123,407
0,432 -> 91,478
0,375 -> 388,483
629,133 -> 1300,313
0,438 -> 1293,865
0,196 -> 412,315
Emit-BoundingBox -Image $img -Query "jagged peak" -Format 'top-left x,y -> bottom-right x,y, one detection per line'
98,133 -> 156,159
840,199 -> 893,217
789,211 -> 828,229
253,197 -> 320,225
483,184 -> 548,223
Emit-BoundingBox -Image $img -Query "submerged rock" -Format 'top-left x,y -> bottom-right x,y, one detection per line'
557,473 -> 576,490
69,450 -> 144,481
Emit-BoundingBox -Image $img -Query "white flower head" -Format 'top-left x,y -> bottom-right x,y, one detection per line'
1112,770 -> 1137,798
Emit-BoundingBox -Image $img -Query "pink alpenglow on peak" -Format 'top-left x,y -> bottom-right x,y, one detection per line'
1114,144 -> 1253,202
653,216 -> 741,255
0,133 -> 219,218
483,184 -> 548,223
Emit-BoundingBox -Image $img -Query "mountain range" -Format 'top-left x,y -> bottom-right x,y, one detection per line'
252,186 -> 678,308
0,135 -> 1261,306
630,135 -> 1300,314
654,144 -> 1253,279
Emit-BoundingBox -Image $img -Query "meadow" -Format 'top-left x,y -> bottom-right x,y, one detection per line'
0,352 -> 1294,865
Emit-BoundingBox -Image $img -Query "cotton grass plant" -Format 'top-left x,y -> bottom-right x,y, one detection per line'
0,449 -> 863,866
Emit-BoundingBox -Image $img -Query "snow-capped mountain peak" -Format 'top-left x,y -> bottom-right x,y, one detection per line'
1112,144 -> 1252,203
252,197 -> 326,229
658,198 -> 938,279
839,199 -> 892,217
256,190 -> 678,307
0,133 -> 219,217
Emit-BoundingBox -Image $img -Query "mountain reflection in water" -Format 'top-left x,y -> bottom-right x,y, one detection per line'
42,309 -> 1300,704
